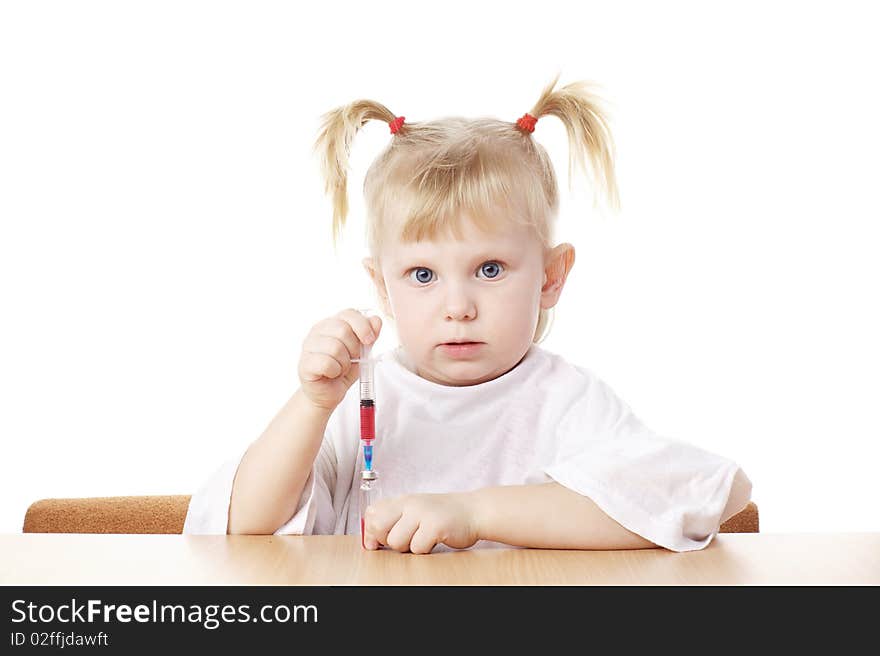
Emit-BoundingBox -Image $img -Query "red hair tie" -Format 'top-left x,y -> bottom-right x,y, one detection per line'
389,116 -> 406,134
516,113 -> 538,133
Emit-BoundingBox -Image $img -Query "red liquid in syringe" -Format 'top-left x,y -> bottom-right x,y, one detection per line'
360,400 -> 374,470
360,400 -> 375,440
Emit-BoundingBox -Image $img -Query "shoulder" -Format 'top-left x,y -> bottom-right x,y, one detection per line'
508,344 -> 620,426
527,344 -> 604,390
529,345 -> 634,424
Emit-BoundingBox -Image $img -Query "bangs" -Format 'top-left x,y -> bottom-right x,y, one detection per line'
364,119 -> 556,254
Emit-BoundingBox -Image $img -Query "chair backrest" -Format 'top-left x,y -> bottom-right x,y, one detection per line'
23,495 -> 191,534
23,495 -> 759,535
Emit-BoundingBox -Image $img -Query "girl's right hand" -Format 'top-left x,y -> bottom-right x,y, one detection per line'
297,308 -> 383,412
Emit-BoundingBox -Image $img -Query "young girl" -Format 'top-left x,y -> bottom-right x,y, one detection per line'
184,73 -> 752,553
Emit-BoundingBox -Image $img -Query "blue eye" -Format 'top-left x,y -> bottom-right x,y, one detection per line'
407,262 -> 503,284
409,267 -> 434,284
478,261 -> 503,279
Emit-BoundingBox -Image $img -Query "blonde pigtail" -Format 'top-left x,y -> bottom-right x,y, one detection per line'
312,100 -> 400,249
521,72 -> 620,211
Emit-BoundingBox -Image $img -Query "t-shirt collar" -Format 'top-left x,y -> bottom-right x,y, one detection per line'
379,343 -> 540,397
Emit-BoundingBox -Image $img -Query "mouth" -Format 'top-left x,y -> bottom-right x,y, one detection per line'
438,341 -> 485,358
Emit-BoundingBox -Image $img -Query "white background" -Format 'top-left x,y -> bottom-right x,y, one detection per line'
1,1 -> 877,535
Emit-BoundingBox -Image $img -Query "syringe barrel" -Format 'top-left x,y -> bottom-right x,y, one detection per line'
359,343 -> 374,401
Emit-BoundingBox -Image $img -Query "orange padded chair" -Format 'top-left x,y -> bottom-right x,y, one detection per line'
22,495 -> 760,535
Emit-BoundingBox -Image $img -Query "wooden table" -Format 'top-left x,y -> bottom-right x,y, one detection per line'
2,533 -> 878,585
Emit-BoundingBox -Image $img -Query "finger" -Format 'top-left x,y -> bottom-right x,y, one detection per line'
363,526 -> 383,551
302,334 -> 356,371
298,352 -> 343,382
307,315 -> 361,364
364,504 -> 401,549
363,521 -> 380,550
313,317 -> 364,365
385,513 -> 421,553
409,524 -> 440,555
368,315 -> 383,339
336,308 -> 378,349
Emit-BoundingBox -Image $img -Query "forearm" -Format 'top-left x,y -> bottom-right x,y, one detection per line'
227,388 -> 333,535
469,482 -> 657,550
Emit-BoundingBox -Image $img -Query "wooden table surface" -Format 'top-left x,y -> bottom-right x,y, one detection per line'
2,532 -> 878,585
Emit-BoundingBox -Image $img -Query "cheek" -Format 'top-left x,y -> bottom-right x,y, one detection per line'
497,277 -> 543,336
497,275 -> 542,310
385,284 -> 409,314
385,287 -> 427,333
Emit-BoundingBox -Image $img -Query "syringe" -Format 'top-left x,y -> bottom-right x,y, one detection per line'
350,310 -> 376,472
352,310 -> 379,550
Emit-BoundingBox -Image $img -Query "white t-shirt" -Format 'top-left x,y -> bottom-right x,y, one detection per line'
183,343 -> 752,552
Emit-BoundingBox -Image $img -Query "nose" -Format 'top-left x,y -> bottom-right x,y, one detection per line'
443,281 -> 477,321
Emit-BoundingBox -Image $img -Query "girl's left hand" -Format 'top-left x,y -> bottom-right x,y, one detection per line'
362,492 -> 480,554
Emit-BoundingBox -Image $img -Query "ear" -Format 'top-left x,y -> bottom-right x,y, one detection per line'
540,243 -> 575,310
362,256 -> 394,318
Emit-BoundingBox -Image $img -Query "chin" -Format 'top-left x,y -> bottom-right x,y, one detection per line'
440,363 -> 499,385
417,360 -> 486,385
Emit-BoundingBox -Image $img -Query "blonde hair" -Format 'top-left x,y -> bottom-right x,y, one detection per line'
313,72 -> 619,343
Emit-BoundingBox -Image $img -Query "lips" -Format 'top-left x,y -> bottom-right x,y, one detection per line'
438,342 -> 485,359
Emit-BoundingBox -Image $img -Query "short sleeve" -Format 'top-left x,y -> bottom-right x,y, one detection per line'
183,427 -> 339,536
542,375 -> 752,552
273,433 -> 337,535
183,457 -> 241,535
